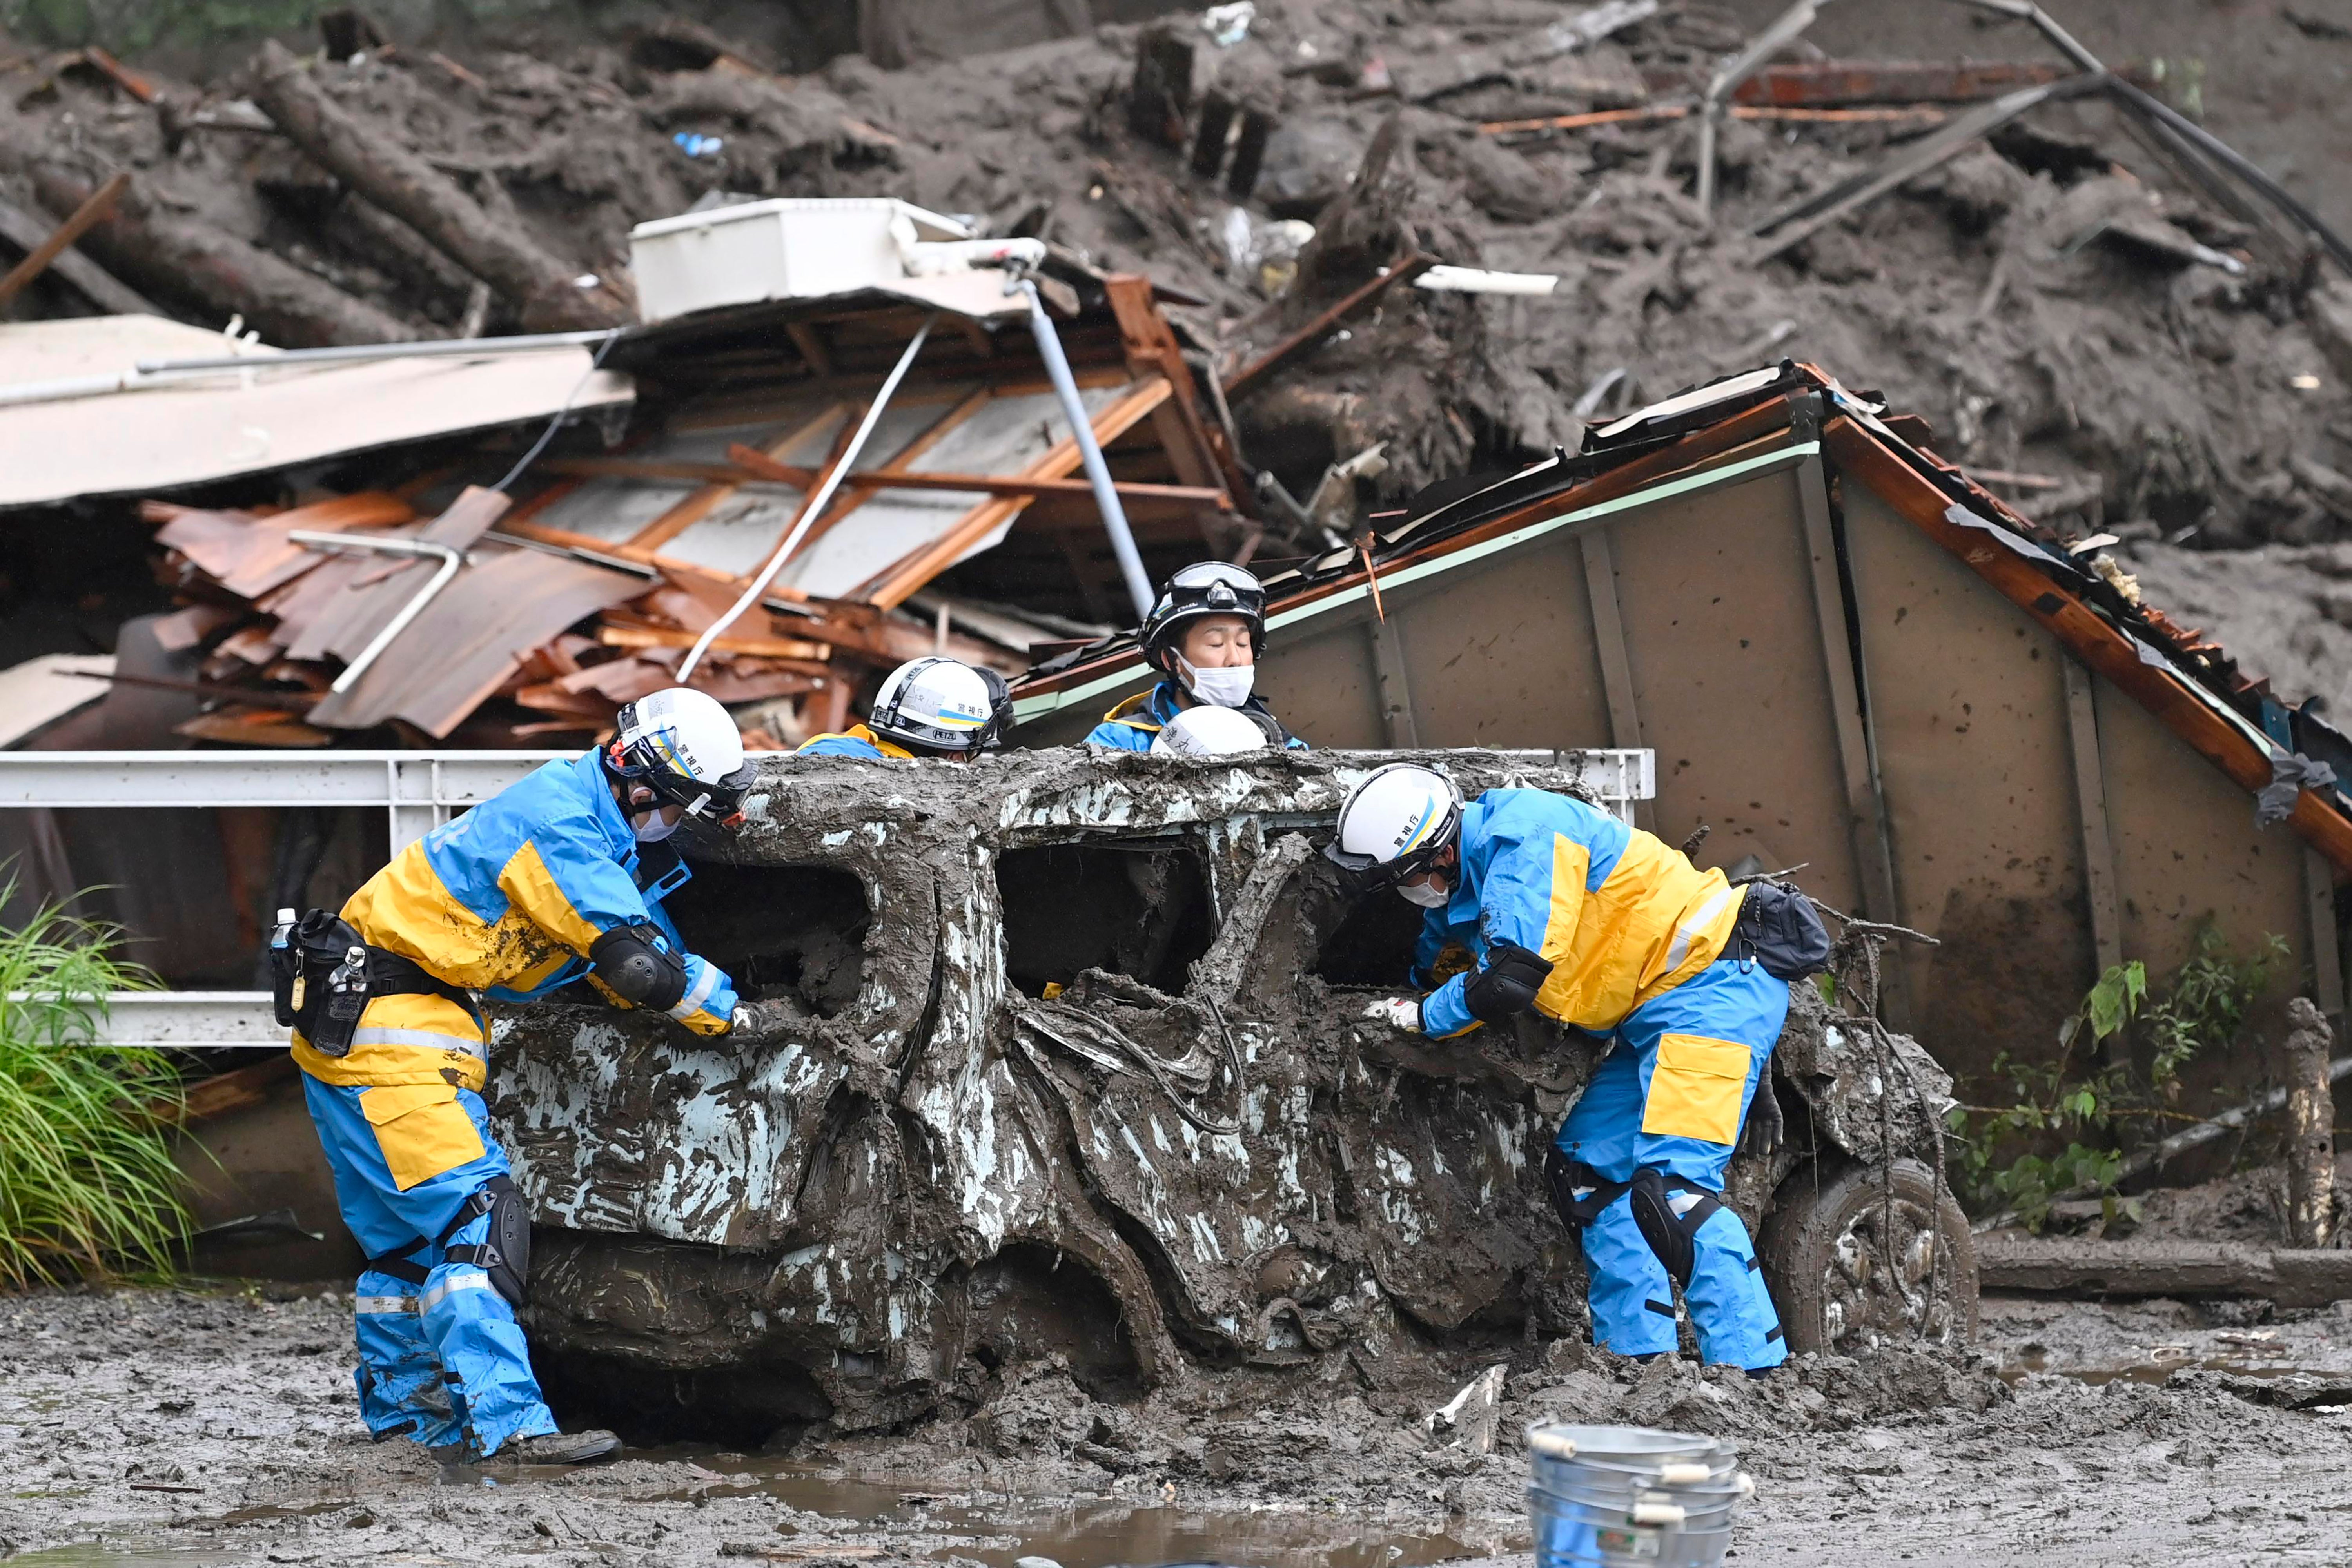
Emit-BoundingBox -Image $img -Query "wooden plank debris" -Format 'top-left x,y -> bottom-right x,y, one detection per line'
0,170 -> 130,310
0,192 -> 155,316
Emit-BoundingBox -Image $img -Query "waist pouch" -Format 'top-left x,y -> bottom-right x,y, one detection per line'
280,910 -> 482,1058
1726,881 -> 1831,982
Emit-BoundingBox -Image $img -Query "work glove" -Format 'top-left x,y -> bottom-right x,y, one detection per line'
1741,1054 -> 1783,1156
728,998 -> 809,1041
1361,995 -> 1425,1034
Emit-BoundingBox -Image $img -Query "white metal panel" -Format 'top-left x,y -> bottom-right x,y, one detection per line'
0,653 -> 114,748
96,991 -> 281,1049
0,750 -> 571,855
0,327 -> 633,510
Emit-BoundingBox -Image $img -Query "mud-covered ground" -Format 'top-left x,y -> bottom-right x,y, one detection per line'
10,1284 -> 2352,1568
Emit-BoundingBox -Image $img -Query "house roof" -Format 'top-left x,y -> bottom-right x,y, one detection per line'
1012,360 -> 2352,873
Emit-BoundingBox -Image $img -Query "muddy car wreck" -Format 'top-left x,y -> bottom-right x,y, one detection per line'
487,748 -> 1972,1440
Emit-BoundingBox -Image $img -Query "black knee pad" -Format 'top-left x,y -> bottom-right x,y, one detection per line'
440,1175 -> 530,1308
1627,1171 -> 1724,1287
1542,1148 -> 1624,1234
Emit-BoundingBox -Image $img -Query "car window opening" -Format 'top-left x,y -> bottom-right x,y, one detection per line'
996,839 -> 1214,998
1313,886 -> 1430,987
660,860 -> 871,1018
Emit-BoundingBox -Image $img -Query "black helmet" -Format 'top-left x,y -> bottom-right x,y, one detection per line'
1140,562 -> 1268,674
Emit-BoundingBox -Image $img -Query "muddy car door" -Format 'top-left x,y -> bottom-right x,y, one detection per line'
488,805 -> 919,1252
997,756 -> 1600,1363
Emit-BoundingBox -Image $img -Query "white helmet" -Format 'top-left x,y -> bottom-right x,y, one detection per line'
869,657 -> 1011,755
1150,704 -> 1274,758
1325,763 -> 1463,880
605,686 -> 755,829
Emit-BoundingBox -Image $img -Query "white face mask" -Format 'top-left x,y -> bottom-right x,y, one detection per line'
633,812 -> 679,843
1398,877 -> 1448,909
1177,654 -> 1255,709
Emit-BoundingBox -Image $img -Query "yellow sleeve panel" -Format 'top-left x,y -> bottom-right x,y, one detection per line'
341,841 -> 482,969
496,838 -> 606,960
1534,830 -> 1747,1030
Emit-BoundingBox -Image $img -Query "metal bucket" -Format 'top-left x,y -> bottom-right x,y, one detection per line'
1526,1423 -> 1751,1568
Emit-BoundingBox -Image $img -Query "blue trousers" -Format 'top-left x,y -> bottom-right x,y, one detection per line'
301,1073 -> 559,1457
1556,956 -> 1789,1369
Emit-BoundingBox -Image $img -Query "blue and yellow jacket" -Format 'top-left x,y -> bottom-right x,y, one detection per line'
797,723 -> 914,760
293,751 -> 738,1091
1414,789 -> 1746,1040
1084,681 -> 1308,751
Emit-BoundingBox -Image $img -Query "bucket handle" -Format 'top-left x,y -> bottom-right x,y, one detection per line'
1632,1498 -> 1687,1527
1526,1430 -> 1579,1459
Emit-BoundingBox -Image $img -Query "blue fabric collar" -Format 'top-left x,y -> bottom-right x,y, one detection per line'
1443,797 -> 1495,929
566,750 -> 637,864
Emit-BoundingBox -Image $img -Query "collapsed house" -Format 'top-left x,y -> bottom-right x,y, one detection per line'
1014,361 -> 2352,1106
0,218 -> 1250,973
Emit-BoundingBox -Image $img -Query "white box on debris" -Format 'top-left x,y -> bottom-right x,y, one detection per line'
628,198 -> 973,323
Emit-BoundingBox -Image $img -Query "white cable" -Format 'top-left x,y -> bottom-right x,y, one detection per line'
677,315 -> 936,683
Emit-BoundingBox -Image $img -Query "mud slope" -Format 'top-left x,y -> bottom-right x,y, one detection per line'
3,1 -> 2349,537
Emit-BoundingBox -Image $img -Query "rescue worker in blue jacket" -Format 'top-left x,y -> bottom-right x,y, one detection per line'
1086,562 -> 1307,751
797,657 -> 1012,760
283,687 -> 779,1465
1329,764 -> 1822,1372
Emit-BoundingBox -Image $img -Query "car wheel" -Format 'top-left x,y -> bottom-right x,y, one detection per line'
1759,1158 -> 1977,1354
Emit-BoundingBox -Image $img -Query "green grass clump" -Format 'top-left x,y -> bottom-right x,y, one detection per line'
0,889 -> 189,1289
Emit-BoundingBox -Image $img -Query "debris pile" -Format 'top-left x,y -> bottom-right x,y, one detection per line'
2,0 -> 2346,528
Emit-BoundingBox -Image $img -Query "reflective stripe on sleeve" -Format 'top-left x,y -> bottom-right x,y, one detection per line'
666,961 -> 719,1021
351,1025 -> 486,1061
419,1272 -> 496,1312
355,1295 -> 419,1315
1661,884 -> 1737,976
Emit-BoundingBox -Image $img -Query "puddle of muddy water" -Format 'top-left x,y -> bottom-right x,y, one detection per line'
19,1453 -> 1501,1568
648,1451 -> 1499,1568
2000,1345 -> 2341,1387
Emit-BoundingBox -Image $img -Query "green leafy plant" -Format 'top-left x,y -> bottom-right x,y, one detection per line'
0,888 -> 189,1289
1947,926 -> 2287,1230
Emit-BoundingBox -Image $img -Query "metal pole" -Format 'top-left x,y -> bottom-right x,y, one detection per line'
1016,278 -> 1156,622
676,315 -> 937,682
286,531 -> 467,694
0,329 -> 621,409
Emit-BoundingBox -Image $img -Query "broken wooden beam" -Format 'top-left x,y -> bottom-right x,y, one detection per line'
77,45 -> 157,103
1718,58 -> 2074,107
720,444 -> 1229,507
0,191 -> 155,316
1223,254 -> 1434,399
250,39 -> 627,332
1978,1234 -> 2352,1308
0,170 -> 131,309
1753,73 -> 2111,261
1481,103 -> 1947,136
595,623 -> 830,663
19,161 -> 410,346
1128,23 -> 1193,149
